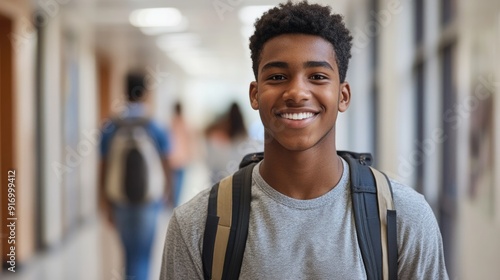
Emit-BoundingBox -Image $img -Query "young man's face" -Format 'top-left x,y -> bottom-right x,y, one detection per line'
249,34 -> 351,152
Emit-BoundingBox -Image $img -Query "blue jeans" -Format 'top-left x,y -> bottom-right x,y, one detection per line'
113,200 -> 162,280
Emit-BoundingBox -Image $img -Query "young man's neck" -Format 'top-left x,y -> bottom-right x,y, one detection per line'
259,137 -> 344,200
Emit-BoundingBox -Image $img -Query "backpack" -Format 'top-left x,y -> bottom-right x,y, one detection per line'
202,151 -> 398,280
104,118 -> 165,205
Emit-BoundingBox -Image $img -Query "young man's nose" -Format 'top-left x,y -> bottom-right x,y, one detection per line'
283,77 -> 310,104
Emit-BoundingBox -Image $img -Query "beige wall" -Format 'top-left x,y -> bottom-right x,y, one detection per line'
376,0 -> 400,177
456,0 -> 500,278
0,0 -> 37,263
14,15 -> 37,263
61,6 -> 100,225
41,12 -> 64,247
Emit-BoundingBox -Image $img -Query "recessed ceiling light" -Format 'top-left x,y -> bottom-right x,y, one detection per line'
129,8 -> 183,28
139,17 -> 189,35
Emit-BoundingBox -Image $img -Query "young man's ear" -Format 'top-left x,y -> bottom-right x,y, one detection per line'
249,81 -> 259,110
338,82 -> 351,112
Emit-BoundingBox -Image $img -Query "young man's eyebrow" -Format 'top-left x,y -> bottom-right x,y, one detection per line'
260,61 -> 334,72
261,61 -> 289,72
303,61 -> 334,70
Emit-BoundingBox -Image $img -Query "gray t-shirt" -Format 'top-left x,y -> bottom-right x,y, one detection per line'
160,159 -> 449,279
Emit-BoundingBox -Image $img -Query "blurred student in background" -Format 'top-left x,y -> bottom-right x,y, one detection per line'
99,72 -> 172,280
168,101 -> 196,207
204,102 -> 262,184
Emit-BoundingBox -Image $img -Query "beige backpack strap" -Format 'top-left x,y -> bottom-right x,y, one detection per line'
370,167 -> 395,280
211,175 -> 233,280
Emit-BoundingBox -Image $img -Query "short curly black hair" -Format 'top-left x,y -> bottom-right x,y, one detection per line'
249,1 -> 353,82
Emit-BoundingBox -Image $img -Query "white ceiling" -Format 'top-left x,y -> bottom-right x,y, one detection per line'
91,0 -> 348,84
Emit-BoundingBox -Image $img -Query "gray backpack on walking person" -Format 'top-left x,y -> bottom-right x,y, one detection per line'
104,118 -> 165,204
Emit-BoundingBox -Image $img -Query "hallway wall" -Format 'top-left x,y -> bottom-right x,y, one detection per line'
0,0 -> 37,265
344,0 -> 500,278
455,0 -> 500,278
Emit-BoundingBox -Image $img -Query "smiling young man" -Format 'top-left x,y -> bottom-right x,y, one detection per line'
248,31 -> 349,200
160,2 -> 449,279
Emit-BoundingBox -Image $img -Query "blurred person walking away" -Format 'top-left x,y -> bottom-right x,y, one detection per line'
204,102 -> 263,184
168,101 -> 196,207
99,72 -> 173,280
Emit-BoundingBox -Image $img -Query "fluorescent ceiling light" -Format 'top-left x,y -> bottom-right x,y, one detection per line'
139,17 -> 189,35
238,6 -> 274,25
129,8 -> 183,28
156,33 -> 201,52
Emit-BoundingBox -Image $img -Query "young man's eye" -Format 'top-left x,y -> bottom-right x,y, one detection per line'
269,75 -> 286,81
310,74 -> 327,80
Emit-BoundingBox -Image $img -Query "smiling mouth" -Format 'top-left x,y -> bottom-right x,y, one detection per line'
279,112 -> 317,120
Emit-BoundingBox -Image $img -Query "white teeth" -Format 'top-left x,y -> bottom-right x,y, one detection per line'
281,112 -> 315,120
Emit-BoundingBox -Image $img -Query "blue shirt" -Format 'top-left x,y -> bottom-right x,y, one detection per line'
100,103 -> 170,158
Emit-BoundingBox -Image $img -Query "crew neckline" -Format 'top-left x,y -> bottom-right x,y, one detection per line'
252,158 -> 350,210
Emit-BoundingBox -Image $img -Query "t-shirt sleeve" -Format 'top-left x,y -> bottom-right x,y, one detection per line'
160,189 -> 210,279
160,212 -> 204,280
393,182 -> 449,280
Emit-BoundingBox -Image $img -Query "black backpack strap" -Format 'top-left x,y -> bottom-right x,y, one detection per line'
202,163 -> 255,280
202,181 -> 220,279
239,152 -> 264,168
340,152 -> 398,280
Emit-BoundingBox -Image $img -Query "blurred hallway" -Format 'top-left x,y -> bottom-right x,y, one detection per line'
1,0 -> 500,279
1,205 -> 172,280
0,160 -> 212,280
